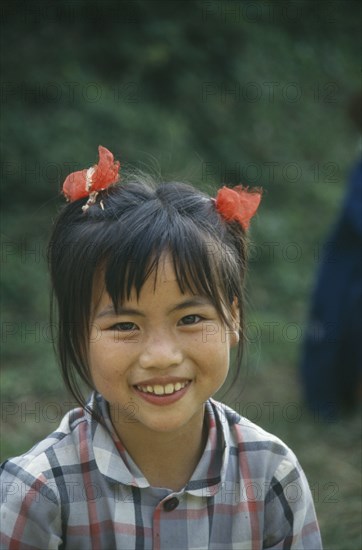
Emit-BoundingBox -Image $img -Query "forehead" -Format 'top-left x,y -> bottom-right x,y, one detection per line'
154,254 -> 178,284
93,253 -> 190,307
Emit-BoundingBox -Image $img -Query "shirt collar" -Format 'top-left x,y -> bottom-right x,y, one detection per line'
87,393 -> 231,496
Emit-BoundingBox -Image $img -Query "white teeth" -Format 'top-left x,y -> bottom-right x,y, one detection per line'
136,381 -> 189,395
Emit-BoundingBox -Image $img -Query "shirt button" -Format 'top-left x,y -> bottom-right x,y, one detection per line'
163,497 -> 179,511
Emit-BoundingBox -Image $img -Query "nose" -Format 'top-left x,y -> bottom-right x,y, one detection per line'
139,331 -> 183,370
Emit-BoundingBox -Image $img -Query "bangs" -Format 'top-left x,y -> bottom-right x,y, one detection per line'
103,208 -> 232,325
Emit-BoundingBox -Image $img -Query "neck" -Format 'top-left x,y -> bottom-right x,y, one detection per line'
111,408 -> 208,491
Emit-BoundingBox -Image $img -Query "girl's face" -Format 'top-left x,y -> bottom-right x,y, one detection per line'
89,255 -> 239,440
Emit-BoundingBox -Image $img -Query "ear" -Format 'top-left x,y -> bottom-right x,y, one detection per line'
229,297 -> 240,348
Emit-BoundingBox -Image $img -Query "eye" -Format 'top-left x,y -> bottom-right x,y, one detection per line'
178,314 -> 203,326
110,322 -> 138,332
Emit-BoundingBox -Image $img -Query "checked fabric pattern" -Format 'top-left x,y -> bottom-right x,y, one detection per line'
1,394 -> 322,549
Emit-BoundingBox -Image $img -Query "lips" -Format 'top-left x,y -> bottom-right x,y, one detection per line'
133,378 -> 192,405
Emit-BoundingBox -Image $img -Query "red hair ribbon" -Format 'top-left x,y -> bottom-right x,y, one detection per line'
62,145 -> 120,211
214,185 -> 262,230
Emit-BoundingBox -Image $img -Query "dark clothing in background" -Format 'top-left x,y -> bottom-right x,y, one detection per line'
300,160 -> 362,419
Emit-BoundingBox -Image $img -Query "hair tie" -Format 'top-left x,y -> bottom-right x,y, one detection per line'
214,185 -> 262,230
62,145 -> 120,212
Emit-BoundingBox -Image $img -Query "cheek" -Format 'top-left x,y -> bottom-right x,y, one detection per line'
88,335 -> 130,382
88,354 -> 127,399
201,329 -> 232,355
87,347 -> 108,389
197,336 -> 230,375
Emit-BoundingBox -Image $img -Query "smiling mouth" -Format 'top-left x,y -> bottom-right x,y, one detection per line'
135,381 -> 191,396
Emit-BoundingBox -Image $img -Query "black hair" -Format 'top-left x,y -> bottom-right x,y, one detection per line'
48,176 -> 249,414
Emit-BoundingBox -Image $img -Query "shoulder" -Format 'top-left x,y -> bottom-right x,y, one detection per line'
210,397 -> 293,448
1,404 -> 92,546
0,406 -> 90,548
209,398 -> 302,477
1,404 -> 88,491
207,400 -> 322,548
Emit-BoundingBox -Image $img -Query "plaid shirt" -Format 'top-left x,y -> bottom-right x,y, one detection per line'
1,393 -> 322,549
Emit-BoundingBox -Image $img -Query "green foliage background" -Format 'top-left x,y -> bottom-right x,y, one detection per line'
1,1 -> 361,548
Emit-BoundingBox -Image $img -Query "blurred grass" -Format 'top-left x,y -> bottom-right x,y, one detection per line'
1,1 -> 361,548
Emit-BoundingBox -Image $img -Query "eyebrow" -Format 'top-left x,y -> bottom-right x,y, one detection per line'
95,297 -> 213,319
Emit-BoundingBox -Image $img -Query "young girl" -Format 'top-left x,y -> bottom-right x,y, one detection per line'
1,147 -> 322,549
